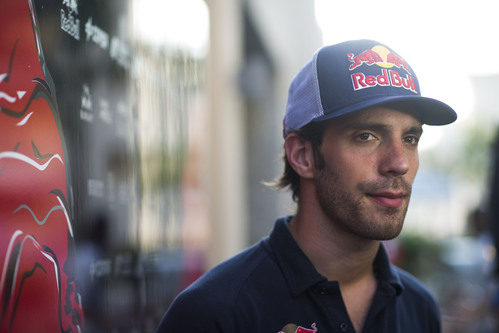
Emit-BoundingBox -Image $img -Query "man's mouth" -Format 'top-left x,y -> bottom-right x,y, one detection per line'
367,192 -> 406,208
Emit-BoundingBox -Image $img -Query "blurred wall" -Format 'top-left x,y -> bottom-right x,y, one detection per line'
206,0 -> 247,267
206,0 -> 322,266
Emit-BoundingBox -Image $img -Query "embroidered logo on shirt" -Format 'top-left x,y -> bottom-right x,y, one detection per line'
279,322 -> 317,333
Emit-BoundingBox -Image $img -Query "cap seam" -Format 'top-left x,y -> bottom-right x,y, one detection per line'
312,51 -> 325,118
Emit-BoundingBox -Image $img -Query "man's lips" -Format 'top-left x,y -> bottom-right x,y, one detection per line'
367,192 -> 406,208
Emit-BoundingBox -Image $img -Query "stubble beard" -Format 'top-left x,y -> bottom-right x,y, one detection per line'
315,165 -> 411,241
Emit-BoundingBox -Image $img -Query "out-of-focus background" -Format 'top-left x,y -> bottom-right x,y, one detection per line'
1,0 -> 498,332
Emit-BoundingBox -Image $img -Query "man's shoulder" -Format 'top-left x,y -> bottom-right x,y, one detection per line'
186,239 -> 273,302
157,239 -> 277,331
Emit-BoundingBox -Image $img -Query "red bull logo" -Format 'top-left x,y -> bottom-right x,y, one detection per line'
348,45 -> 412,74
347,45 -> 417,94
279,322 -> 318,333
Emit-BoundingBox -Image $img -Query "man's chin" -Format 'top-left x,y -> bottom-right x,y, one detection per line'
356,225 -> 403,241
352,208 -> 406,241
370,215 -> 405,240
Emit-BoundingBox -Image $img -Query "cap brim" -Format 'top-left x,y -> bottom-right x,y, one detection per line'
312,95 -> 457,126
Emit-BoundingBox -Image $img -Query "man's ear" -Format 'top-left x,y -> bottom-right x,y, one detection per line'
284,133 -> 316,179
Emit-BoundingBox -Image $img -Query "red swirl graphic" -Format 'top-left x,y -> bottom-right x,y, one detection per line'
0,1 -> 83,332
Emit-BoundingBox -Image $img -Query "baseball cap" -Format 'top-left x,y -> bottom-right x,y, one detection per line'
283,39 -> 457,137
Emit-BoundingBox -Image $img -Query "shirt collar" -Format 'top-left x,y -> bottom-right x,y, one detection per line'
374,241 -> 404,296
268,216 -> 326,296
267,216 -> 404,297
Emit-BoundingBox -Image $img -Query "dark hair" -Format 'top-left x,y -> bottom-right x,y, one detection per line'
269,121 -> 327,202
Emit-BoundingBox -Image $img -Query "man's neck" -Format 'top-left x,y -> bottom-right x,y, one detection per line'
289,208 -> 380,284
289,207 -> 381,333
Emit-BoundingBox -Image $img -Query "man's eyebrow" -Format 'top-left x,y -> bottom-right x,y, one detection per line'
406,125 -> 423,136
346,122 -> 423,135
347,122 -> 390,132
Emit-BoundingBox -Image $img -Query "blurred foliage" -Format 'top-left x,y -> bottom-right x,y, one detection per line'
424,121 -> 496,184
458,122 -> 495,180
140,148 -> 185,191
397,233 -> 445,278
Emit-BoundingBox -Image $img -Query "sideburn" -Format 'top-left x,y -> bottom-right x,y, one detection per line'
313,145 -> 326,171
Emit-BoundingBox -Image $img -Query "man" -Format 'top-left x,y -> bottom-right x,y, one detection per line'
157,39 -> 456,332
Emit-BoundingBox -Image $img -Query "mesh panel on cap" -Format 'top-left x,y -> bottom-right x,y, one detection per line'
284,53 -> 324,135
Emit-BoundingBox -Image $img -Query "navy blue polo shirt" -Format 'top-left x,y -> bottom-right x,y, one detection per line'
157,216 -> 441,332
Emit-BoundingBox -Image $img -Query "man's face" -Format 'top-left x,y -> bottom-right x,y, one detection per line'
314,107 -> 422,240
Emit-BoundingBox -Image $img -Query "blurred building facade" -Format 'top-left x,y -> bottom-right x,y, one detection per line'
206,0 -> 322,267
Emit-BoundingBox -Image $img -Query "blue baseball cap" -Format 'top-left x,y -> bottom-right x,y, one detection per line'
283,39 -> 457,137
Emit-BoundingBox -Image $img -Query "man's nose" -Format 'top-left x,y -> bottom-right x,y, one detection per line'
379,140 -> 410,176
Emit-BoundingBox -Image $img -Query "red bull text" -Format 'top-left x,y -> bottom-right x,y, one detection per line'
351,68 -> 417,93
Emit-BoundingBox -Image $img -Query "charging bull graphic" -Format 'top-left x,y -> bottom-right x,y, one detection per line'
279,322 -> 317,333
0,0 -> 83,332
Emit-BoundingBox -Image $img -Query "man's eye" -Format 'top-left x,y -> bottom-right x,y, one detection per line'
405,136 -> 420,145
357,133 -> 376,141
